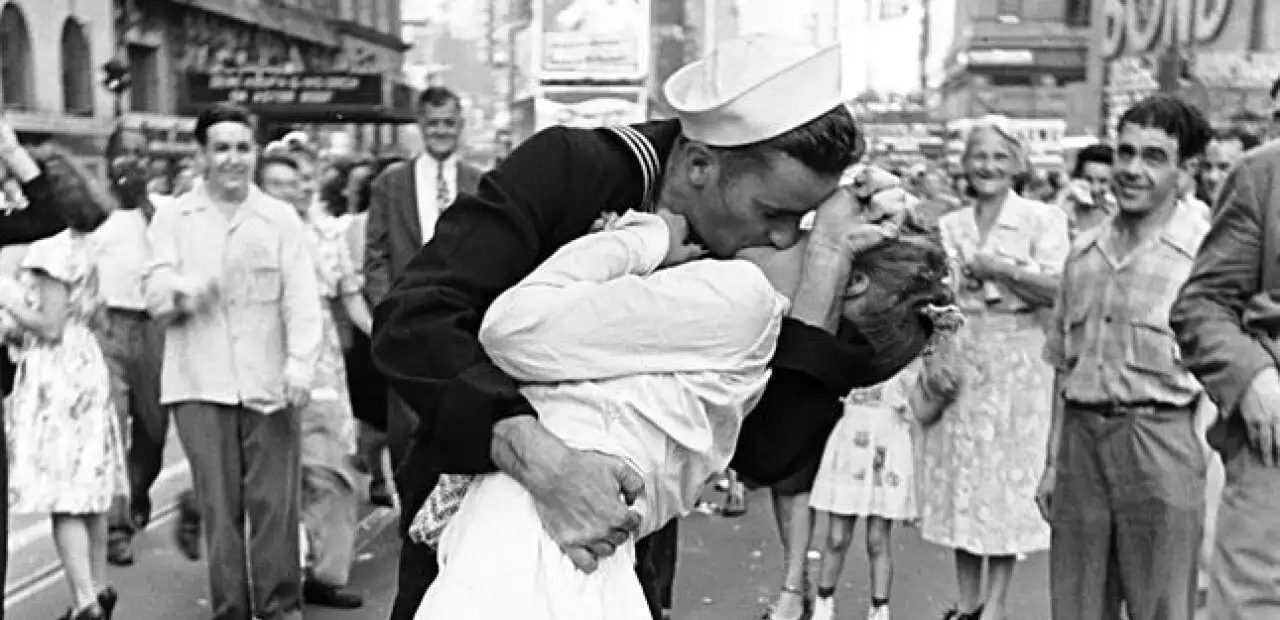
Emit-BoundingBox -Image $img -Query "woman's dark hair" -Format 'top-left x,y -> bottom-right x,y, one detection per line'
351,163 -> 379,215
849,210 -> 954,370
29,144 -> 115,233
716,104 -> 865,178
254,153 -> 299,186
194,104 -> 255,146
1072,144 -> 1114,178
1117,94 -> 1213,163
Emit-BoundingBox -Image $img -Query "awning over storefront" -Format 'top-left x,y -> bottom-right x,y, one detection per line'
179,71 -> 418,124
169,0 -> 340,48
330,20 -> 412,52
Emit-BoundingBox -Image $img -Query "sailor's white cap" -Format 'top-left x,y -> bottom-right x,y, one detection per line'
664,34 -> 845,147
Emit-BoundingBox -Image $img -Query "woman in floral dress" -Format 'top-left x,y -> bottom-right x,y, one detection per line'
923,117 -> 1070,620
2,146 -> 121,620
257,149 -> 373,607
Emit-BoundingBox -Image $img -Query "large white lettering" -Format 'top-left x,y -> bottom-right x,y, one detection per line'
1101,0 -> 1234,59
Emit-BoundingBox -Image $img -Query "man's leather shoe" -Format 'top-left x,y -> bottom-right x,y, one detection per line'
369,478 -> 394,508
304,581 -> 364,609
175,492 -> 202,561
106,537 -> 134,567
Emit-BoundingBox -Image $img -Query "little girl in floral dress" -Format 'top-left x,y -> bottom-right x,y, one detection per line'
0,149 -> 123,620
808,307 -> 964,620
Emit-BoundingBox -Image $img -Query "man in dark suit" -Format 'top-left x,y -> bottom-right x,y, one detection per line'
363,86 -> 484,490
1173,138 -> 1280,620
0,118 -> 88,618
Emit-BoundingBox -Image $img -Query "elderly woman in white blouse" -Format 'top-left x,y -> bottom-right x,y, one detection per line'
921,116 -> 1070,620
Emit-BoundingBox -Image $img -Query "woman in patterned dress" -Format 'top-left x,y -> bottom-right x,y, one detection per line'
1,146 -> 121,620
923,117 -> 1070,620
258,148 -> 373,608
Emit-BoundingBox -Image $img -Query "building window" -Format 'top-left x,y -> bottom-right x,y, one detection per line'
995,0 -> 1022,23
61,19 -> 95,117
127,44 -> 160,113
1065,0 -> 1091,27
0,4 -> 34,110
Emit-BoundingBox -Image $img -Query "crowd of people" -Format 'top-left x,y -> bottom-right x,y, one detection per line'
3,30 -> 1280,620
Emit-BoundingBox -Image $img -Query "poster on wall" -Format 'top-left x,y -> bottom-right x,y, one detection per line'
534,87 -> 648,131
534,0 -> 651,80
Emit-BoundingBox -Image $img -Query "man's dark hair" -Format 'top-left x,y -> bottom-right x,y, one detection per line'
1212,127 -> 1261,152
254,153 -> 299,187
1117,94 -> 1213,162
1072,144 -> 1114,178
1270,75 -> 1280,101
194,104 -> 255,146
717,105 -> 864,177
419,86 -> 461,110
29,143 -> 114,233
104,124 -> 148,167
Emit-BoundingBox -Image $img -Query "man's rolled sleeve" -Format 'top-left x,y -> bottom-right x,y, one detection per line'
1172,160 -> 1275,417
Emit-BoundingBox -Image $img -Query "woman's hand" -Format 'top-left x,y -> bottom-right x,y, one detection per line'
656,210 -> 706,267
965,251 -> 1012,281
1035,465 -> 1056,522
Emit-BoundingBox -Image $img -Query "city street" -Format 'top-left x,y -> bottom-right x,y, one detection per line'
7,475 -> 1057,619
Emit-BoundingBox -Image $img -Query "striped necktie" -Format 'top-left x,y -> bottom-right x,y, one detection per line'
436,160 -> 451,211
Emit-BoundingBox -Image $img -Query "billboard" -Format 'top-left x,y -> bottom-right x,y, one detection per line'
534,0 -> 651,81
534,86 -> 648,131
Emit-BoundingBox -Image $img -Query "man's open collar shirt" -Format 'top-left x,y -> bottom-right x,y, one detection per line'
1043,200 -> 1209,407
145,183 -> 323,414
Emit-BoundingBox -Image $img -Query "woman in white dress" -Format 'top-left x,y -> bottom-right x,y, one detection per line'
410,200 -> 956,620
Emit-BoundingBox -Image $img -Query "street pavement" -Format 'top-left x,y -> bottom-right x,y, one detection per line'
7,477 -> 1053,620
8,479 -> 1214,620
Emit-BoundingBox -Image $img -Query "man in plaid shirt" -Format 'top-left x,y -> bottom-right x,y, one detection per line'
1038,95 -> 1213,620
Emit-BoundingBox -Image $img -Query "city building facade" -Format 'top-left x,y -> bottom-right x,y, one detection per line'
927,0 -> 1098,136
1098,0 -> 1279,133
0,0 -> 411,176
0,0 -> 120,171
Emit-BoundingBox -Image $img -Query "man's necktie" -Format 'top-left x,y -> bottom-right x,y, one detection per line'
436,160 -> 451,211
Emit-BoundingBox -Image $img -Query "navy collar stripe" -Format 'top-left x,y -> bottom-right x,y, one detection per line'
606,124 -> 659,212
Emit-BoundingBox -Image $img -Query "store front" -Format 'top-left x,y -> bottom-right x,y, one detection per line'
178,69 -> 417,147
1100,0 -> 1280,131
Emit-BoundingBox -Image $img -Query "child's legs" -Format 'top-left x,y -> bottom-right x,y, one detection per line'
817,513 -> 858,590
865,516 -> 894,600
51,512 -> 105,611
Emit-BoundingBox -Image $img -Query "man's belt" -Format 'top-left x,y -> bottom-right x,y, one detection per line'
105,307 -> 150,320
1065,401 -> 1193,417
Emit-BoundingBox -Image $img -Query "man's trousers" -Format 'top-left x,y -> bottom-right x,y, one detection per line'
1050,404 -> 1205,620
99,308 -> 168,536
1208,414 -> 1280,620
174,402 -> 302,620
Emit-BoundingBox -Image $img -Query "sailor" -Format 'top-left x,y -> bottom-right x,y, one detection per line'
372,34 -> 913,620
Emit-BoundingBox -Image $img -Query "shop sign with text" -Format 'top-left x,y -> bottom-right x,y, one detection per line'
534,87 -> 647,131
1100,0 -> 1238,58
534,0 -> 651,80
185,72 -> 384,107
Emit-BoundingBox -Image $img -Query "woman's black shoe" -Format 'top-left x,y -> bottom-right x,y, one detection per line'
97,587 -> 119,620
